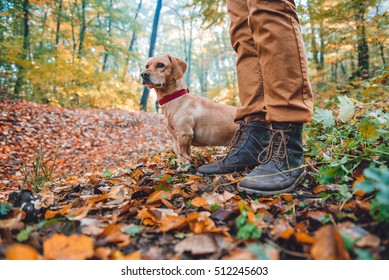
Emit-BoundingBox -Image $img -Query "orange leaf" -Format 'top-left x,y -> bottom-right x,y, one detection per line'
146,191 -> 172,204
99,225 -> 130,247
191,197 -> 209,208
295,232 -> 315,244
310,225 -> 350,260
5,244 -> 40,260
43,234 -> 94,260
137,208 -> 161,226
45,204 -> 72,219
131,169 -> 143,181
160,215 -> 187,232
111,250 -> 142,260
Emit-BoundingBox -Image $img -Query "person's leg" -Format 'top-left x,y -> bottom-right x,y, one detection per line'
238,0 -> 314,195
198,0 -> 270,174
228,0 -> 266,122
248,0 -> 313,122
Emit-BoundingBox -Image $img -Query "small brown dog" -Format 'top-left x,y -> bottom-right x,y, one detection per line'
141,54 -> 239,170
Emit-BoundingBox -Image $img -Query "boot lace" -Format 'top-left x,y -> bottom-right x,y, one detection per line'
226,123 -> 249,154
258,129 -> 290,169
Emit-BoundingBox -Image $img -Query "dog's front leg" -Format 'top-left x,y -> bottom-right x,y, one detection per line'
176,131 -> 193,172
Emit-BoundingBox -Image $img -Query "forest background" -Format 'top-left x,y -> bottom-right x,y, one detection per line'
1,0 -> 387,111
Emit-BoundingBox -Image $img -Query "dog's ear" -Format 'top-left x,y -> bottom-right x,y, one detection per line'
167,54 -> 187,80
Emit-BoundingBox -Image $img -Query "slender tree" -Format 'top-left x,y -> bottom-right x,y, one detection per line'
140,0 -> 162,111
14,0 -> 30,97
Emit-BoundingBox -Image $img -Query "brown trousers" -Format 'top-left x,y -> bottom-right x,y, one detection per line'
228,0 -> 314,123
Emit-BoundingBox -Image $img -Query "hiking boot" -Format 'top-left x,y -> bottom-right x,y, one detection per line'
198,120 -> 270,174
238,122 -> 306,196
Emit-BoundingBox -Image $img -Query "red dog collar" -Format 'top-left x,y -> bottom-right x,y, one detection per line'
158,88 -> 189,105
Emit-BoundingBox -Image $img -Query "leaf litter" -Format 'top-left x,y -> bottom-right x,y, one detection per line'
0,100 -> 388,260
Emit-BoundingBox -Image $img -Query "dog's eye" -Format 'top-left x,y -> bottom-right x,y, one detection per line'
157,63 -> 165,68
145,64 -> 150,69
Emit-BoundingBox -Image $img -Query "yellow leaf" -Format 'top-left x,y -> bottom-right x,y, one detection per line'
5,244 -> 40,260
43,234 -> 94,260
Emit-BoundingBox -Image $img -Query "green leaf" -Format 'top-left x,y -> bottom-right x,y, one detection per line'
314,108 -> 335,128
124,225 -> 144,236
354,248 -> 374,260
16,226 -> 35,242
358,118 -> 378,139
247,244 -> 271,260
0,202 -> 13,216
338,96 -> 355,122
103,169 -> 112,179
210,203 -> 220,212
339,184 -> 352,200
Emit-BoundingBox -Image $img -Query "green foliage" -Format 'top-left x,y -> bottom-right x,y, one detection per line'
306,91 -> 388,185
235,210 -> 262,240
124,225 -> 144,237
20,143 -> 58,191
355,166 -> 389,222
103,170 -> 112,179
16,218 -> 65,242
0,202 -> 14,217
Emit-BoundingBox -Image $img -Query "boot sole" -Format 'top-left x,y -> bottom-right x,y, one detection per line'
237,170 -> 306,196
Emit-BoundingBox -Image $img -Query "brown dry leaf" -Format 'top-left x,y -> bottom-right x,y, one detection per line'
111,250 -> 142,260
138,208 -> 161,226
311,225 -> 350,260
131,169 -> 143,180
0,212 -> 24,230
5,244 -> 40,260
98,224 -> 130,247
146,190 -> 172,204
89,192 -> 109,204
186,212 -> 229,235
337,222 -> 380,248
175,234 -> 219,255
307,211 -> 329,222
43,233 -> 94,260
160,215 -> 187,232
94,247 -> 112,260
295,232 -> 315,244
270,218 -> 295,240
191,196 -> 209,208
45,203 -> 72,219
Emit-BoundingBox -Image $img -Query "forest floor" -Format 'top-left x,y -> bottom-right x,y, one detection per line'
0,99 -> 388,260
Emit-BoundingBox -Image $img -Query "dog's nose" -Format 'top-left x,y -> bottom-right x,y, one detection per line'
141,71 -> 150,79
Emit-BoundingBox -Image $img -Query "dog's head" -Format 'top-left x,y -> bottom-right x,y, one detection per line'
141,54 -> 187,89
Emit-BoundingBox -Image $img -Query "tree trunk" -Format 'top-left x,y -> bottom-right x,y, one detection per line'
122,0 -> 142,82
102,0 -> 113,72
55,0 -> 63,46
140,0 -> 162,111
185,17 -> 193,87
14,0 -> 30,97
307,0 -> 319,71
354,2 -> 369,79
78,0 -> 87,60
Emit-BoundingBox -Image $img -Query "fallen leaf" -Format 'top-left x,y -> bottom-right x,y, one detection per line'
175,234 -> 219,255
111,250 -> 142,260
191,197 -> 209,208
270,218 -> 295,240
43,233 -> 94,260
146,190 -> 172,204
45,203 -> 72,219
5,244 -> 40,260
98,224 -> 130,247
295,232 -> 315,244
337,222 -> 380,248
311,225 -> 350,260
